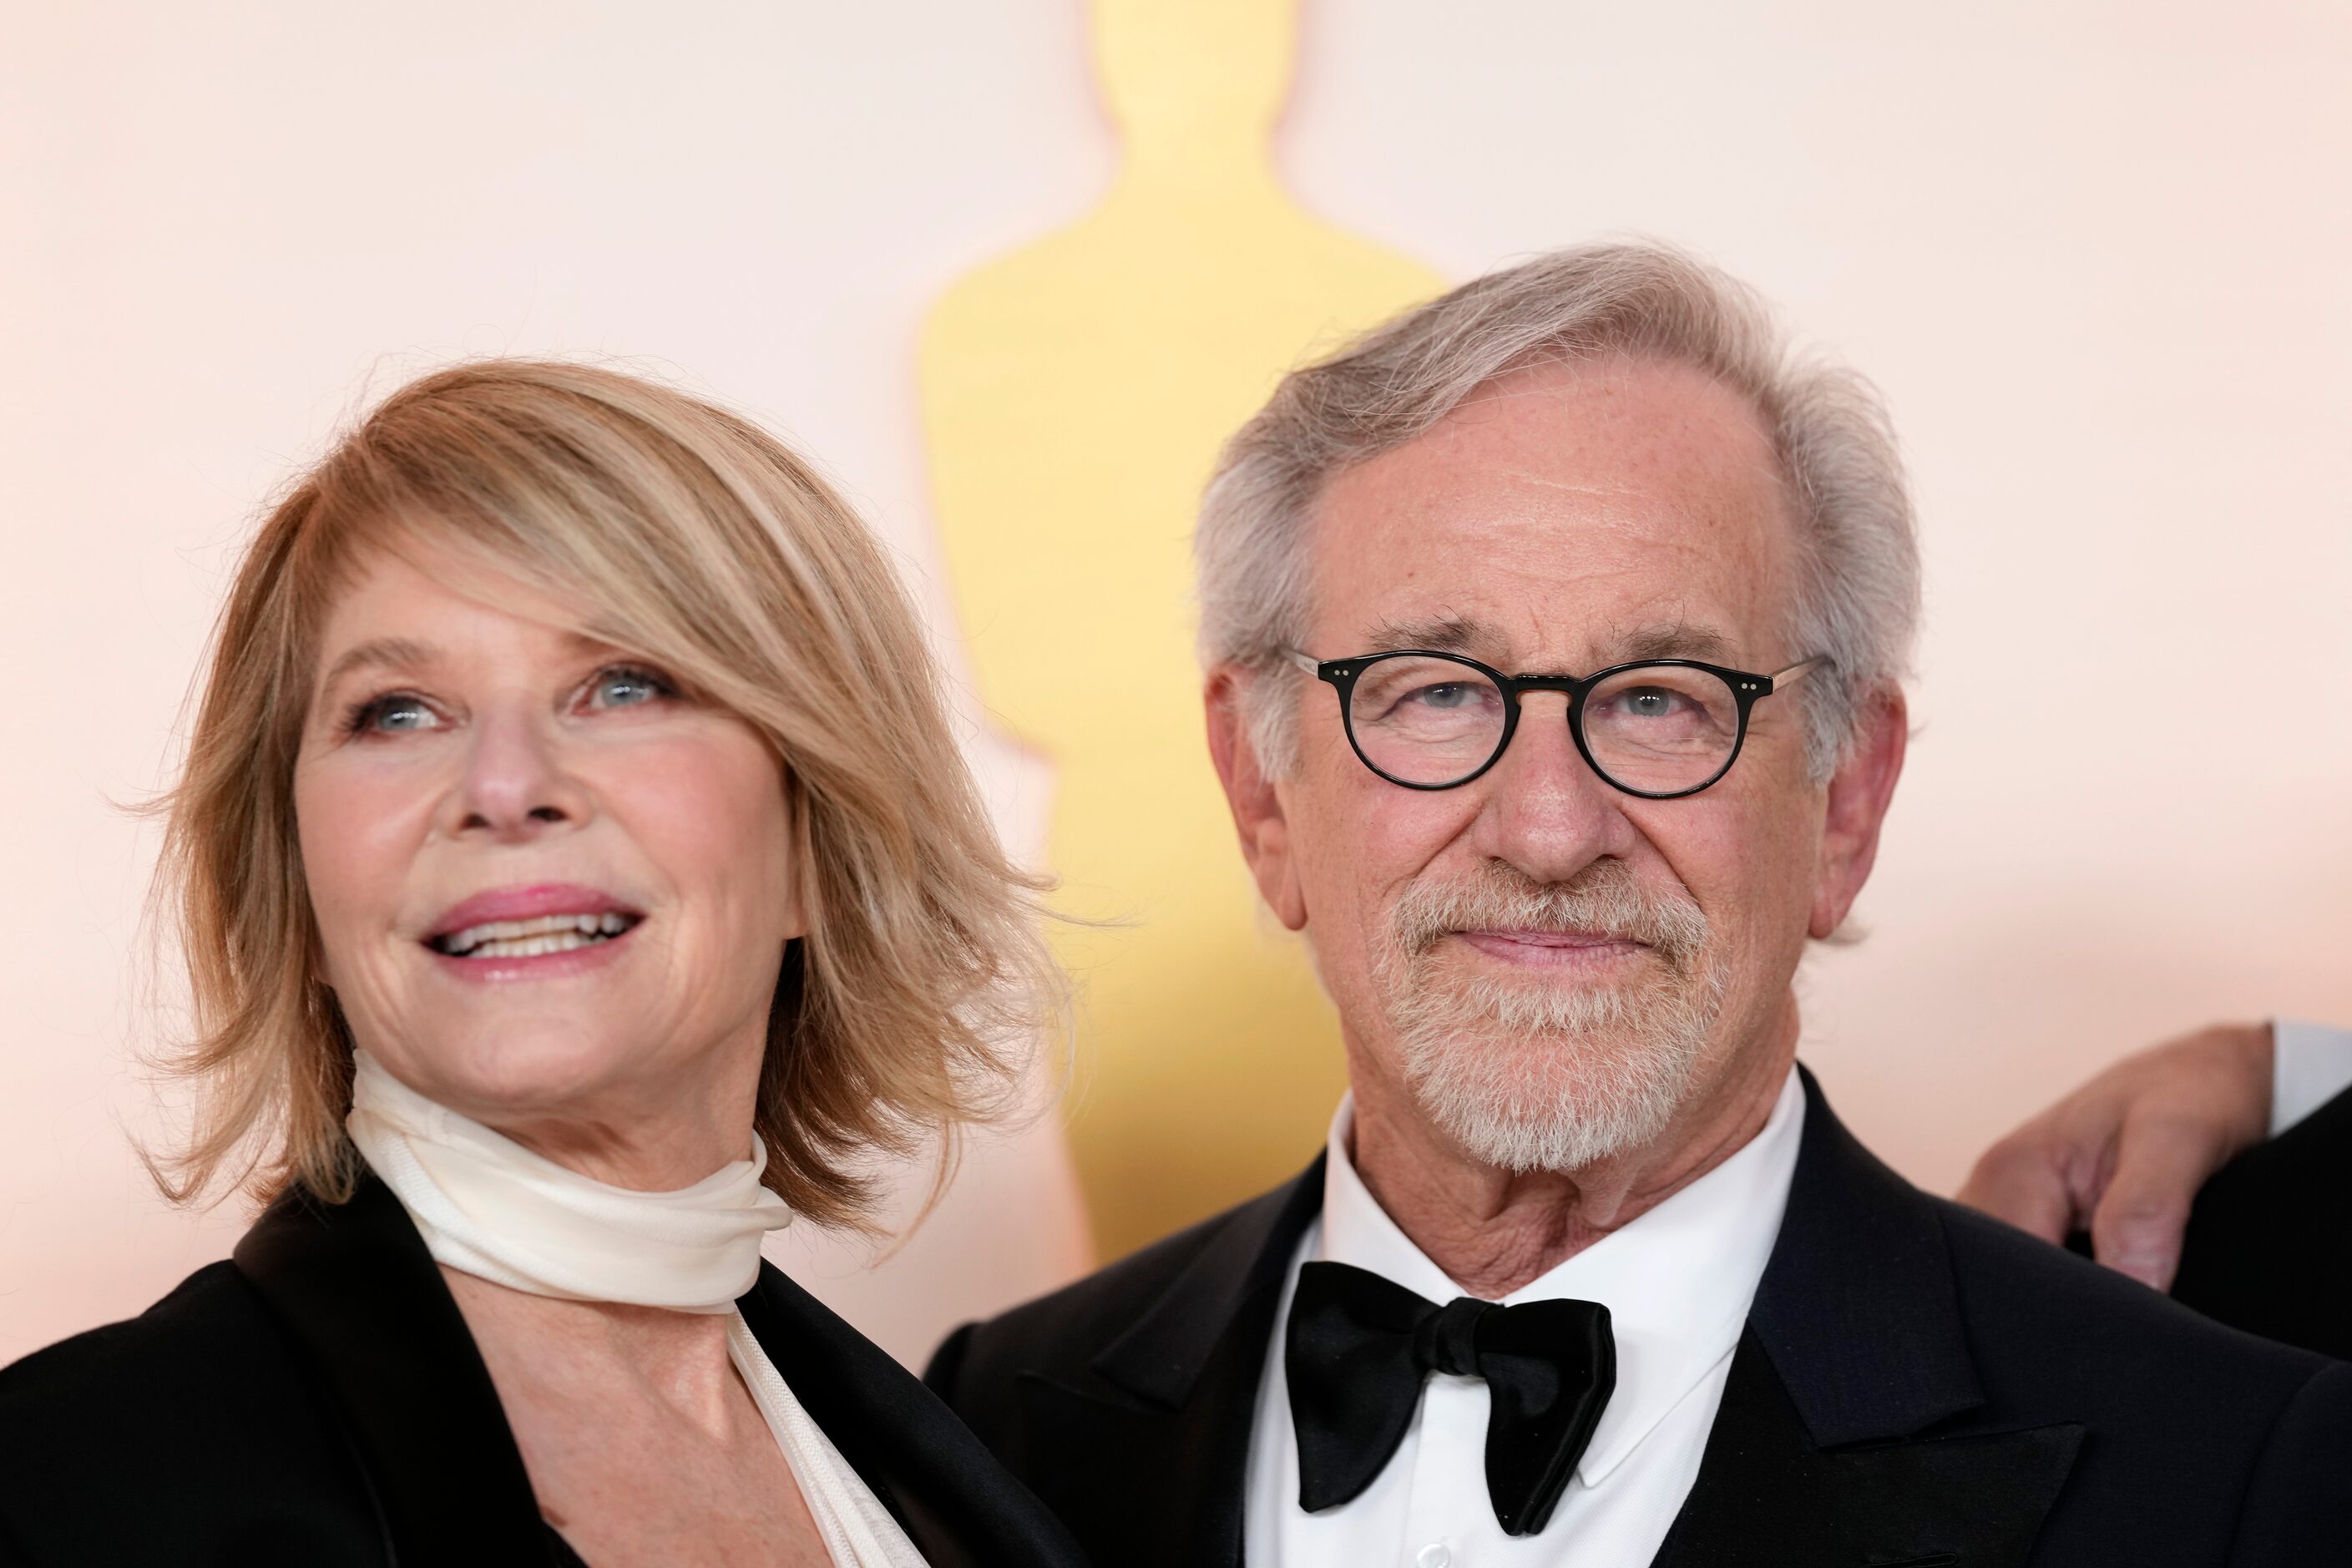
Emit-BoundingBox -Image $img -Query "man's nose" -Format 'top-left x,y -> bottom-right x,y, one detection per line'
438,706 -> 594,842
1470,693 -> 1636,880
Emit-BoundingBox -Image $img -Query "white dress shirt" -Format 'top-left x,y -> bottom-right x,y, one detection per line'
2271,1019 -> 2352,1135
1243,1067 -> 1806,1568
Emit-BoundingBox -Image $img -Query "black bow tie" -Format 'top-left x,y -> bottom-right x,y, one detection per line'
1284,1260 -> 1616,1537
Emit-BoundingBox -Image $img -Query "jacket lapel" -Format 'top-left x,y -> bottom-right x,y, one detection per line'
233,1174 -> 556,1565
1651,1070 -> 2081,1568
1015,1156 -> 1327,1568
736,1263 -> 1091,1568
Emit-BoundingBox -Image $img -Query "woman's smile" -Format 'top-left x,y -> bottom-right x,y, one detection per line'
421,881 -> 648,982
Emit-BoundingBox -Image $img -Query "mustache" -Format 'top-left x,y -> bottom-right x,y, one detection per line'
1389,860 -> 1709,972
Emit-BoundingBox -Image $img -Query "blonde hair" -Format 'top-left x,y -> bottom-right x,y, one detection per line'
153,359 -> 1055,1228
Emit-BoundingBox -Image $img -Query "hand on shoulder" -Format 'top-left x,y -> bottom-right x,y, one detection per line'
1957,1022 -> 2274,1291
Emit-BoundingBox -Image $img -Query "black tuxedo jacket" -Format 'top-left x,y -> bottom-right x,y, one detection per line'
0,1174 -> 1088,1568
927,1069 -> 2352,1567
2174,1080 -> 2352,1361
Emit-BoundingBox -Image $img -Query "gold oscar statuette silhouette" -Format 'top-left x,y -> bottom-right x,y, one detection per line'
919,0 -> 1441,1260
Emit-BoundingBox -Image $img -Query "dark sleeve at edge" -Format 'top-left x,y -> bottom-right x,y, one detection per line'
2226,1358 -> 2352,1565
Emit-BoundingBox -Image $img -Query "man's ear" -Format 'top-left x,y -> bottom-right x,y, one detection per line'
1205,666 -> 1308,931
1810,685 -> 1908,939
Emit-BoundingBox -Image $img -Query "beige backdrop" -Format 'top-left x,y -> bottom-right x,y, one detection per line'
4,0 -> 2348,1368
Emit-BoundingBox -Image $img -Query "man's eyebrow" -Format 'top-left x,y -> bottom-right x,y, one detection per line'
315,637 -> 438,697
1362,615 -> 1486,655
1615,623 -> 1737,663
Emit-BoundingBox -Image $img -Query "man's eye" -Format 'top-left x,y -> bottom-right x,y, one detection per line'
1616,687 -> 1682,717
344,695 -> 439,735
583,665 -> 674,711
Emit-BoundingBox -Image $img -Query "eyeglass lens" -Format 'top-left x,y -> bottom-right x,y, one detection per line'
1344,655 -> 1744,792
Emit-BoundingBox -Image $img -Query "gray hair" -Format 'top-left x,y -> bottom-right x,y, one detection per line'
1195,241 -> 1920,781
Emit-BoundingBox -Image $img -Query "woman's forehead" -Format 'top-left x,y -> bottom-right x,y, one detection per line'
310,542 -> 611,675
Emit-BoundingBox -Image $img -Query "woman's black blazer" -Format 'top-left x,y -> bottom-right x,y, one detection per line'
0,1174 -> 1090,1567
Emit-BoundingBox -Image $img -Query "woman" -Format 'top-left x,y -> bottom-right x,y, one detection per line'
0,362 -> 1088,1567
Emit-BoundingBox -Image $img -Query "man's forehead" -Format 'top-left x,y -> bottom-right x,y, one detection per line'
1303,357 -> 1797,665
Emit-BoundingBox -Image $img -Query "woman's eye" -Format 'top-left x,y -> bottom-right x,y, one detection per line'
582,665 -> 674,711
345,694 -> 440,735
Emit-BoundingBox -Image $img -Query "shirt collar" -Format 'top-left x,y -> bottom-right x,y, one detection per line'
1315,1066 -> 1806,1486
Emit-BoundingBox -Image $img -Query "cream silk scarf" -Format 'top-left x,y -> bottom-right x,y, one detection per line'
346,1050 -> 927,1568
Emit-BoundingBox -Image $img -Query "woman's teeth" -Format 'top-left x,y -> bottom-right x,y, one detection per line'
432,912 -> 637,959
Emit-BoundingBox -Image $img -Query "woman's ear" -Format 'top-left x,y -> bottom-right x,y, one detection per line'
1205,667 -> 1307,931
780,772 -> 812,945
304,900 -> 338,992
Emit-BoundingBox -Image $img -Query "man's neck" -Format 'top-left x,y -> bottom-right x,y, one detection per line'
1344,1011 -> 1801,1300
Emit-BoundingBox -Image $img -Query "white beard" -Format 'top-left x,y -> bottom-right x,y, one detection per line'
1376,861 -> 1727,1173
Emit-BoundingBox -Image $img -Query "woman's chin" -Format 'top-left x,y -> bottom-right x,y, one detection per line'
382,1027 -> 663,1123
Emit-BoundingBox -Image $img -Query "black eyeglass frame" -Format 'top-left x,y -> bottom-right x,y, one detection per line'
1283,647 -> 1828,799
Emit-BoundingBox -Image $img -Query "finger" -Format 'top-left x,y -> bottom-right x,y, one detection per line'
1957,1135 -> 2085,1244
2089,1110 -> 2222,1292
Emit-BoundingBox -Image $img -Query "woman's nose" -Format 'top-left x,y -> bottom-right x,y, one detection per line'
441,709 -> 594,842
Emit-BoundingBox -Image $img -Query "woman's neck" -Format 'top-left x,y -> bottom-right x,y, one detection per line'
454,1049 -> 768,1194
348,1047 -> 792,1314
484,1107 -> 756,1193
441,1266 -> 745,1436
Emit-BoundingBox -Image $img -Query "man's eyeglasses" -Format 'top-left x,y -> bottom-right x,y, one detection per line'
1282,648 -> 1827,799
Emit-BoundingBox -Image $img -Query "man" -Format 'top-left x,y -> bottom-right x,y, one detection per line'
925,245 -> 2352,1565
1962,1019 -> 2352,1358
